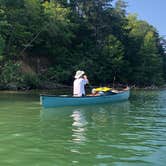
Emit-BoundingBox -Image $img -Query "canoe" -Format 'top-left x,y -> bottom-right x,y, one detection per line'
40,87 -> 130,108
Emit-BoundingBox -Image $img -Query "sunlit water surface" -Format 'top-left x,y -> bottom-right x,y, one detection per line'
0,90 -> 166,166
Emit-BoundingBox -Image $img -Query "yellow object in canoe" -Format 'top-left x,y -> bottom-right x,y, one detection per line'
93,87 -> 112,92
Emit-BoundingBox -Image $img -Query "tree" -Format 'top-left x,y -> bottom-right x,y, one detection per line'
98,35 -> 125,84
138,31 -> 164,85
0,35 -> 5,61
126,14 -> 164,86
0,0 -> 43,58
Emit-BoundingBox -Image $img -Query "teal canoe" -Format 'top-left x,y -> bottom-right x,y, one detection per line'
40,87 -> 130,108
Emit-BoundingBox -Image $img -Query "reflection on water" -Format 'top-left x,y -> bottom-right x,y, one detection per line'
71,110 -> 88,144
40,90 -> 166,166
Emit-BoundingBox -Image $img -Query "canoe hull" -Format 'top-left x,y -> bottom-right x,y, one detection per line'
40,89 -> 130,108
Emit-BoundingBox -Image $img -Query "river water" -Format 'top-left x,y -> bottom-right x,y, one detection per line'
0,89 -> 166,166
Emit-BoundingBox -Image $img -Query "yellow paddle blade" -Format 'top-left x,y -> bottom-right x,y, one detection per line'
94,87 -> 111,92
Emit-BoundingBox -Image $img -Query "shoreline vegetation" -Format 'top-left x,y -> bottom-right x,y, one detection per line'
0,0 -> 166,90
0,82 -> 166,92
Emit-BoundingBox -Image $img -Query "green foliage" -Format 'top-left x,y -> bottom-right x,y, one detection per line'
138,31 -> 164,85
0,61 -> 23,84
40,66 -> 72,84
0,35 -> 5,61
0,60 -> 41,89
126,14 -> 165,86
0,0 -> 165,89
0,0 -> 42,58
100,35 -> 125,83
22,73 -> 40,89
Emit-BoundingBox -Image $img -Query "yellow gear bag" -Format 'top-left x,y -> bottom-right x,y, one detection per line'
94,87 -> 111,92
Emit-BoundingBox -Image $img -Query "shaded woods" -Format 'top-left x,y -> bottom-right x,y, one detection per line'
0,0 -> 166,89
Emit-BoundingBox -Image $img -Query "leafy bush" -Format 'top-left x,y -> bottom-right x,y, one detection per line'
0,61 -> 23,84
22,73 -> 40,89
40,66 -> 72,84
0,61 -> 41,89
0,35 -> 5,61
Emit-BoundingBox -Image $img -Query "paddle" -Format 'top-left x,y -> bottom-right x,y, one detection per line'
112,76 -> 116,89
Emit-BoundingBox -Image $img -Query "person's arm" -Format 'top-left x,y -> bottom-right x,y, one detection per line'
83,75 -> 89,84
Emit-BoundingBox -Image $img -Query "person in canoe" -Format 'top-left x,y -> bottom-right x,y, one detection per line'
73,70 -> 89,97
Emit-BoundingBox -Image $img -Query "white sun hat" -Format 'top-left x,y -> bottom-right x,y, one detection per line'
74,70 -> 85,79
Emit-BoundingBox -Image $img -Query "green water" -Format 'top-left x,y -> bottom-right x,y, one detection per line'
0,90 -> 166,166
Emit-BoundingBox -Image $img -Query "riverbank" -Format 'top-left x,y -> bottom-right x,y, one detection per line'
0,81 -> 71,91
130,84 -> 166,90
0,82 -> 166,92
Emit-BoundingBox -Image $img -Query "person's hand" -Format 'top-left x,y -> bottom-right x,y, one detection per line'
83,75 -> 87,79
